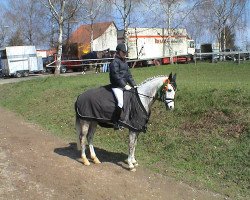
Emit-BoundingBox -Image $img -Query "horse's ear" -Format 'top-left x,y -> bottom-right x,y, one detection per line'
173,73 -> 177,81
168,72 -> 173,81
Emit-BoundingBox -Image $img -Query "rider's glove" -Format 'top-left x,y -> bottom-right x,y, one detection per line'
134,85 -> 138,88
124,85 -> 132,90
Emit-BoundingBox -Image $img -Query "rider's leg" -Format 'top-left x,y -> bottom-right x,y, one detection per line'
112,88 -> 124,130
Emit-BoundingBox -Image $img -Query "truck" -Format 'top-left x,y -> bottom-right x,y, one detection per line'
124,28 -> 195,66
199,43 -> 220,62
0,46 -> 43,77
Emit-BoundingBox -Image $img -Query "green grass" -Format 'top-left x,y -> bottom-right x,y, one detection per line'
0,62 -> 249,199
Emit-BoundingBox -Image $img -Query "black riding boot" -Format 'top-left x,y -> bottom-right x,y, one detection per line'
113,107 -> 123,130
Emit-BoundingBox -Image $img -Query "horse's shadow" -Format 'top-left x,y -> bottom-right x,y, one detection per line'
54,143 -> 128,169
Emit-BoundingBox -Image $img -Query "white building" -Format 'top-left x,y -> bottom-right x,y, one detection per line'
69,21 -> 118,57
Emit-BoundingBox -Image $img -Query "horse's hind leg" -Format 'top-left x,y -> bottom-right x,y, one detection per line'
75,115 -> 81,151
78,119 -> 91,166
87,121 -> 101,164
128,131 -> 139,171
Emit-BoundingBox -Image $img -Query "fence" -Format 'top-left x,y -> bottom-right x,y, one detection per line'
194,51 -> 250,64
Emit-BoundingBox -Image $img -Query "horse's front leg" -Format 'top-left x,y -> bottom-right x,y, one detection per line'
87,121 -> 101,164
80,120 -> 91,166
128,131 -> 139,172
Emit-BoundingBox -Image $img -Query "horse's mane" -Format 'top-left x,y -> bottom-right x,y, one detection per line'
138,75 -> 168,86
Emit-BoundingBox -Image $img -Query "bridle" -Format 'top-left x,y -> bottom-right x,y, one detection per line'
164,82 -> 176,105
134,79 -> 176,103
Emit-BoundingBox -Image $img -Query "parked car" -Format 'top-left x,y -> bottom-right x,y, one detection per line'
0,58 -> 2,77
225,49 -> 247,61
42,56 -> 54,67
43,54 -> 84,73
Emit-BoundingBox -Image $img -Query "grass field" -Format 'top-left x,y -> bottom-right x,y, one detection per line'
0,62 -> 249,199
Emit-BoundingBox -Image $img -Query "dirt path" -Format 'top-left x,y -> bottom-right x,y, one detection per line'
0,107 -> 226,200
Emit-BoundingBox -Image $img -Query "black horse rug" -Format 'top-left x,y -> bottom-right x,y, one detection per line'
75,85 -> 149,132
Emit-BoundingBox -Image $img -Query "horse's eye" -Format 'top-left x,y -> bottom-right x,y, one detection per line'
167,89 -> 172,92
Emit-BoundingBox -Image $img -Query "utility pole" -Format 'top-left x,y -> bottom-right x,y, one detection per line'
90,5 -> 94,52
90,18 -> 94,52
123,0 -> 130,46
167,3 -> 173,64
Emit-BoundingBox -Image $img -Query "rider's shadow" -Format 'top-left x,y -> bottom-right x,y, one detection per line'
54,143 -> 128,169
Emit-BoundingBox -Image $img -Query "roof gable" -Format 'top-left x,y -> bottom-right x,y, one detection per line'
69,21 -> 116,44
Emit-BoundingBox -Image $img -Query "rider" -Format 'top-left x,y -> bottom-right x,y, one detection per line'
109,43 -> 137,130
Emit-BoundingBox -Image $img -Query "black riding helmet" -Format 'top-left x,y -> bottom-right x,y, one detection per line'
116,43 -> 127,53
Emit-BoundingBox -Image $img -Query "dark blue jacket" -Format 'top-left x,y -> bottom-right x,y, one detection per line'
109,55 -> 136,88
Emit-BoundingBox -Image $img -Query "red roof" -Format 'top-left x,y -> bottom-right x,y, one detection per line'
69,21 -> 115,45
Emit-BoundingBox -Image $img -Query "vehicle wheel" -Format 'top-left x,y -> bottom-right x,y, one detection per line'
15,72 -> 22,78
46,68 -> 53,74
60,66 -> 67,73
23,71 -> 29,77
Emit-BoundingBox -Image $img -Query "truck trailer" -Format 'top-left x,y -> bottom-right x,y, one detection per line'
0,46 -> 43,77
125,28 -> 195,65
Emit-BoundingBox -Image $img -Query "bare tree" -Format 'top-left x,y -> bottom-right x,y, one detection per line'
0,23 -> 10,48
63,3 -> 81,55
157,0 -> 201,62
108,0 -> 143,45
40,0 -> 82,75
158,0 -> 180,63
0,5 -> 10,47
5,0 -> 49,47
47,14 -> 58,49
220,25 -> 236,50
192,0 -> 247,51
8,30 -> 25,46
77,0 -> 107,52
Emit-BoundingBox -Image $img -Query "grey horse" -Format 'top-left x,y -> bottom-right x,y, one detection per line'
75,73 -> 176,171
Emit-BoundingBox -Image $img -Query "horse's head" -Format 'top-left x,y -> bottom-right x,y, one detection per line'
159,73 -> 177,110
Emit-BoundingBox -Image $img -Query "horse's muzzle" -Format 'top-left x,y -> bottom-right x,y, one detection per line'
165,99 -> 174,110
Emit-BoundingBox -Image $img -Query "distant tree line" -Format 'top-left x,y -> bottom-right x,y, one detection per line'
0,0 -> 248,74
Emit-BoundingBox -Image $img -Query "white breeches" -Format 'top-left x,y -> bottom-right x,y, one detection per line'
112,87 -> 124,108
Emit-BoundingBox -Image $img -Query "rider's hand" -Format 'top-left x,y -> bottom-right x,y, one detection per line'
134,85 -> 138,88
124,85 -> 132,90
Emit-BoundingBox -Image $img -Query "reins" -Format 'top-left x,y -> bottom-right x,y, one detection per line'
137,91 -> 155,99
128,83 -> 175,101
126,89 -> 155,99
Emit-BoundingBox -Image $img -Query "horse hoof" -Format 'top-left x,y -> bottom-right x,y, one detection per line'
129,167 -> 136,172
93,157 -> 101,164
82,158 -> 90,166
133,162 -> 139,167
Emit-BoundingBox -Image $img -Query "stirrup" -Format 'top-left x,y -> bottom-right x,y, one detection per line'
114,122 -> 124,131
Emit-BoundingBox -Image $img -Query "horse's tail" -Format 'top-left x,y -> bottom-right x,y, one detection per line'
75,100 -> 81,150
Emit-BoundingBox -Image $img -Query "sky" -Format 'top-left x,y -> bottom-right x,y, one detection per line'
1,0 -> 250,49
236,0 -> 250,49
1,0 -> 8,6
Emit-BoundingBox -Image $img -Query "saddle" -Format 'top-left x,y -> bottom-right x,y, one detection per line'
75,85 -> 148,132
